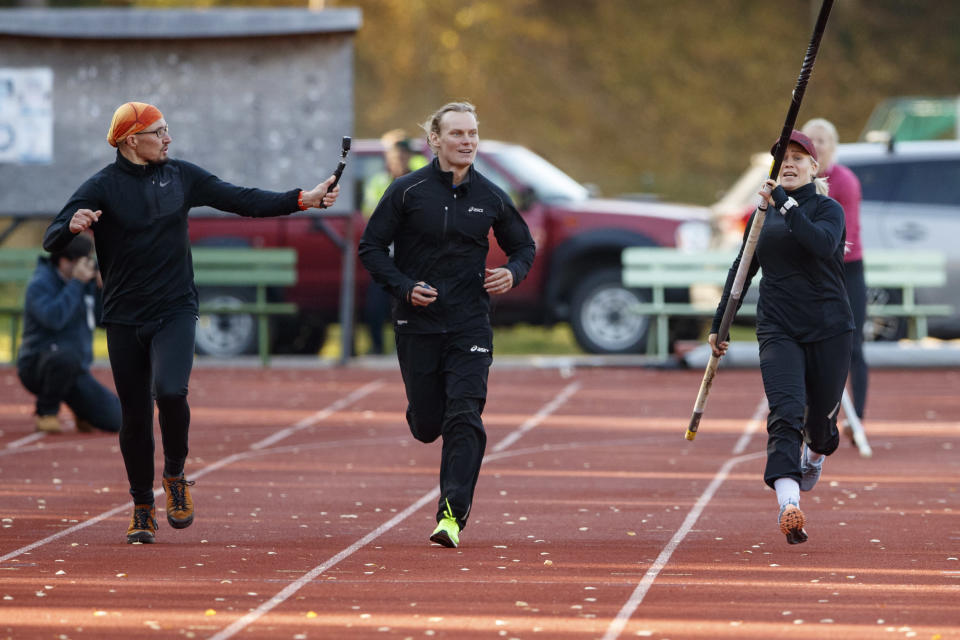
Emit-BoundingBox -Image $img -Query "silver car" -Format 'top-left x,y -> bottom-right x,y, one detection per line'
839,140 -> 960,338
711,139 -> 960,340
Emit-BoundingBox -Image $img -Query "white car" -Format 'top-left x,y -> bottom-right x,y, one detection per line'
711,139 -> 960,339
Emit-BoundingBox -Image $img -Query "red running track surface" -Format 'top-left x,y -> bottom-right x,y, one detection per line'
1,365 -> 958,639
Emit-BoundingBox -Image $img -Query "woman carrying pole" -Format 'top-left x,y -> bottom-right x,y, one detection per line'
709,130 -> 854,545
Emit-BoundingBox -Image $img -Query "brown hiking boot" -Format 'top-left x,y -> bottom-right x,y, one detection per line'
162,475 -> 196,529
126,504 -> 158,544
35,415 -> 62,434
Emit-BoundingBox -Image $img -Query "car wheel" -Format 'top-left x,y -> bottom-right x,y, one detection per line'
195,288 -> 257,357
569,268 -> 650,354
863,287 -> 907,341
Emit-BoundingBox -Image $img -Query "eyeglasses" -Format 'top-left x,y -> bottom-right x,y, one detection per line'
134,126 -> 169,139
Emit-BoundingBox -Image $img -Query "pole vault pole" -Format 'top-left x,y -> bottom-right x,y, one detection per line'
685,0 -> 836,441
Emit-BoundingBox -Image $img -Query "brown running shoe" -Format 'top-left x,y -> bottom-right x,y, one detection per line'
162,475 -> 196,529
778,503 -> 808,545
126,504 -> 158,544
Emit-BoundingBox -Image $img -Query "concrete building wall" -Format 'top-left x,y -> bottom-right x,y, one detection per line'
0,8 -> 360,217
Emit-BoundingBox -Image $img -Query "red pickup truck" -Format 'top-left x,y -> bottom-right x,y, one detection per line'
187,139 -> 711,356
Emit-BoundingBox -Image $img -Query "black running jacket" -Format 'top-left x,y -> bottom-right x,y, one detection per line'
359,158 -> 536,334
712,181 -> 854,342
43,152 -> 302,325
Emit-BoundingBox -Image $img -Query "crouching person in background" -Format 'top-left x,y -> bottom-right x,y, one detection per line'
17,233 -> 122,435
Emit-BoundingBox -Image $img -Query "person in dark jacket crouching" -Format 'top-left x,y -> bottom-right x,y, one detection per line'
709,130 -> 854,546
43,101 -> 341,544
17,233 -> 121,435
359,102 -> 536,549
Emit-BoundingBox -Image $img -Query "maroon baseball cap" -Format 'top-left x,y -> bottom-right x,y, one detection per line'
770,130 -> 818,162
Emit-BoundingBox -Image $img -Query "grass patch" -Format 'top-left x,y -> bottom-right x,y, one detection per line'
1,320 -> 748,362
322,322 -> 584,358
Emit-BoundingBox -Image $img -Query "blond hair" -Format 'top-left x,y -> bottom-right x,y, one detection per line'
801,117 -> 838,145
421,101 -> 478,153
808,153 -> 829,196
814,176 -> 830,196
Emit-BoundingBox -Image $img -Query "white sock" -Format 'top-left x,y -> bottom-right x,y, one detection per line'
807,449 -> 824,466
774,477 -> 800,508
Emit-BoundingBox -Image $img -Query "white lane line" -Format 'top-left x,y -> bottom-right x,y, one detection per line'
6,432 -> 46,449
208,486 -> 438,640
0,436 -> 403,565
732,395 -> 769,455
602,394 -> 768,640
249,380 -> 384,450
209,380 -> 582,640
0,383 -> 383,458
0,503 -> 130,563
492,381 -> 581,453
0,383 -> 385,564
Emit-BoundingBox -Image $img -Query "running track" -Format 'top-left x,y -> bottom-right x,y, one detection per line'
1,364 -> 958,639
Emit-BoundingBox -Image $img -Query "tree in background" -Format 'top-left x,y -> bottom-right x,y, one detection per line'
330,0 -> 960,204
8,0 -> 960,203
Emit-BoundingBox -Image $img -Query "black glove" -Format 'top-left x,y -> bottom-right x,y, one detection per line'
770,185 -> 798,216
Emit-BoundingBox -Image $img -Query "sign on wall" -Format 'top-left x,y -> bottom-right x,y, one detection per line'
0,68 -> 54,165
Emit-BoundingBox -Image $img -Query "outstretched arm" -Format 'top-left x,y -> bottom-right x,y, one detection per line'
297,174 -> 341,210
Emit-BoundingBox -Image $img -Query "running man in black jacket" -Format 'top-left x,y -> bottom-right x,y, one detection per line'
359,102 -> 536,548
43,102 -> 340,544
710,130 -> 854,545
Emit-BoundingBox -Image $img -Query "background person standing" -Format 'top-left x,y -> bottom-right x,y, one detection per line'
801,117 -> 868,435
360,129 -> 428,355
43,101 -> 340,544
358,102 -> 536,548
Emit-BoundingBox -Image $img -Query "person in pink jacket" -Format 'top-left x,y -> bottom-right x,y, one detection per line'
802,118 -> 868,435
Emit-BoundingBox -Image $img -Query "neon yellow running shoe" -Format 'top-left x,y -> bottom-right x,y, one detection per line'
429,500 -> 460,548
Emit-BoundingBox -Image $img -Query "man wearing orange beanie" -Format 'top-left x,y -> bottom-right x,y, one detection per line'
43,101 -> 341,544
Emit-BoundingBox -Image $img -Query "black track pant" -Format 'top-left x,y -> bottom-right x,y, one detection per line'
105,312 -> 196,505
759,330 -> 853,489
18,350 -> 121,432
396,328 -> 492,530
844,260 -> 868,418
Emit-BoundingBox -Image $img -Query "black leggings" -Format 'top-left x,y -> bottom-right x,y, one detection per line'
759,330 -> 853,489
844,260 -> 868,418
106,313 -> 196,505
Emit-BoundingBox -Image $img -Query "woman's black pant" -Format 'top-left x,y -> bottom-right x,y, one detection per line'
759,330 -> 853,489
396,327 -> 492,530
105,312 -> 196,505
844,259 -> 868,418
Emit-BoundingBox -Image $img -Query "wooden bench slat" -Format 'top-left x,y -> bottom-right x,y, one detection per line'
200,303 -> 298,314
0,268 -> 40,282
192,249 -> 296,266
194,270 -> 297,286
621,247 -> 952,358
0,246 -> 299,365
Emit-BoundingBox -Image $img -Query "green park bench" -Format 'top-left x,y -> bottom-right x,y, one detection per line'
622,247 -> 953,359
0,248 -> 41,365
191,247 -> 298,365
0,246 -> 297,366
